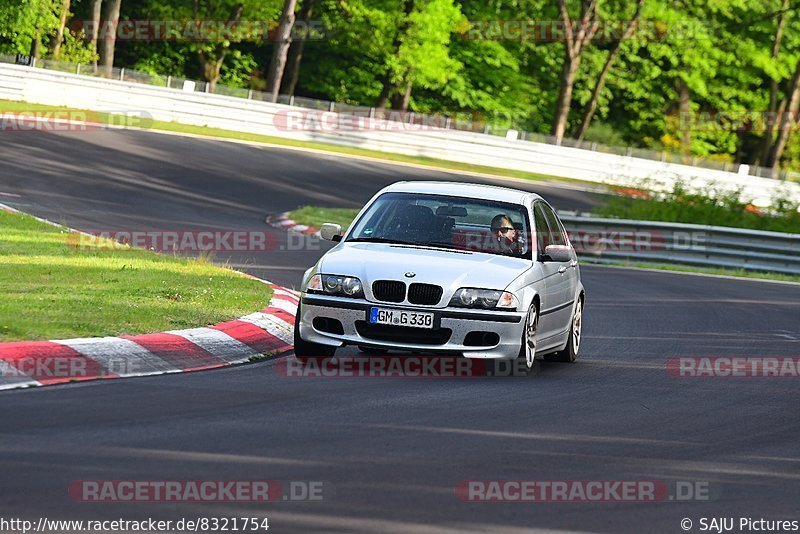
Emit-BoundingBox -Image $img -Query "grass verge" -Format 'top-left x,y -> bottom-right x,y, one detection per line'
287,206 -> 800,283
0,99 -> 570,185
287,206 -> 360,230
0,210 -> 272,342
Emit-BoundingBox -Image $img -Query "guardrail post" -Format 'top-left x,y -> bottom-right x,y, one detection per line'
31,57 -> 36,68
289,94 -> 294,106
119,68 -> 124,81
166,75 -> 171,88
76,63 -> 81,75
329,101 -> 335,112
369,107 -> 376,119
248,88 -> 253,100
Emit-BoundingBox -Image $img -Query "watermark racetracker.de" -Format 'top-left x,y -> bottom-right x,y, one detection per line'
455,479 -> 713,502
68,480 -> 327,502
667,357 -> 800,378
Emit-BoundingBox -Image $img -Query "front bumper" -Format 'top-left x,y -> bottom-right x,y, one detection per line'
298,294 -> 525,360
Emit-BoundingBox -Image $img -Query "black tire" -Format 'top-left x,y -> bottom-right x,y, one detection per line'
546,297 -> 582,363
293,303 -> 336,364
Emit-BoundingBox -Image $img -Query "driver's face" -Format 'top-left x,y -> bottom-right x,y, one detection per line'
494,225 -> 516,240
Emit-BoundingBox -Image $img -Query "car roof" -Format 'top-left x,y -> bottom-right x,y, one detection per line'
381,181 -> 543,205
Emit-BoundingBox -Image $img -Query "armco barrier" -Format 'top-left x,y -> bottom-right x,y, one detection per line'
2,63 -> 800,209
560,215 -> 800,275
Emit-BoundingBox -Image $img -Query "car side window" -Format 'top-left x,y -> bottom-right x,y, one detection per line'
532,203 -> 549,255
539,202 -> 567,247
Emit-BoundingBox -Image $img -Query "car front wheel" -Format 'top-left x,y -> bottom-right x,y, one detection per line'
293,303 -> 336,364
515,302 -> 540,375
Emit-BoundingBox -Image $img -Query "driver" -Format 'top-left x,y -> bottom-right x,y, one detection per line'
490,214 -> 521,254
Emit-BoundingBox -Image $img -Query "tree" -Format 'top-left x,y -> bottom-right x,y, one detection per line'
552,0 -> 600,144
265,0 -> 297,101
767,59 -> 800,171
99,0 -> 121,74
49,0 -> 70,58
88,0 -> 102,67
280,0 -> 316,95
193,0 -> 244,93
0,0 -> 60,56
375,0 -> 462,111
575,0 -> 645,141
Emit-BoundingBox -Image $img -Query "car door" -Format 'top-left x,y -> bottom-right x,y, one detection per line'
539,202 -> 577,335
532,201 -> 564,340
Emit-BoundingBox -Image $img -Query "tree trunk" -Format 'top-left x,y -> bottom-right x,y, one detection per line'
768,59 -> 800,171
265,0 -> 298,103
99,0 -> 121,76
676,77 -> 692,159
374,0 -> 415,109
30,35 -> 41,58
390,77 -> 412,111
551,0 -> 599,144
375,74 -> 393,110
552,54 -> 580,144
89,0 -> 103,68
758,0 -> 790,166
281,0 -> 316,95
575,0 -> 644,141
50,0 -> 71,59
198,51 -> 226,93
553,54 -> 580,145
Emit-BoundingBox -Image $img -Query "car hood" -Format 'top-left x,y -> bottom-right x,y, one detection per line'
318,243 -> 530,301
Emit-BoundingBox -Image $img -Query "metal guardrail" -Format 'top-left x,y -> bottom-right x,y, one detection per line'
559,215 -> 800,275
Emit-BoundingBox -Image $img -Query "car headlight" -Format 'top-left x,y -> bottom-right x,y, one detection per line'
306,274 -> 364,298
449,288 -> 519,310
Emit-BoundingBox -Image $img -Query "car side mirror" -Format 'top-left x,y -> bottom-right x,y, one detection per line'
542,244 -> 572,263
319,223 -> 343,242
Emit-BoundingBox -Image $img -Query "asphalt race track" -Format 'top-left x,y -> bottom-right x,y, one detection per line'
1,129 -> 799,533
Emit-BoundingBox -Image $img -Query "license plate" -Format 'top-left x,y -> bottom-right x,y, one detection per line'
369,307 -> 434,329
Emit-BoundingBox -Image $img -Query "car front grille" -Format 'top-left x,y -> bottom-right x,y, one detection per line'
407,283 -> 443,305
355,321 -> 452,345
372,280 -> 406,302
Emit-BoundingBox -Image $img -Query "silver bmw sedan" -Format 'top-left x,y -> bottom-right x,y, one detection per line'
294,181 -> 584,373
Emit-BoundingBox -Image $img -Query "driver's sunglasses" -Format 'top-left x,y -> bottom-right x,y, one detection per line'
494,226 -> 515,234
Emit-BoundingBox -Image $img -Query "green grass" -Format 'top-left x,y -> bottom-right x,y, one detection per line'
0,99 -> 570,185
596,182 -> 800,234
0,211 -> 272,342
288,205 -> 800,283
288,206 -> 360,230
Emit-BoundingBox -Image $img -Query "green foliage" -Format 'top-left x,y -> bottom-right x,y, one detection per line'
581,122 -> 627,146
58,29 -> 98,64
0,0 -> 60,55
596,182 -> 800,233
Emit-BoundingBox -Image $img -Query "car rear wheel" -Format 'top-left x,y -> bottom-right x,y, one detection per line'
546,297 -> 582,363
293,303 -> 336,364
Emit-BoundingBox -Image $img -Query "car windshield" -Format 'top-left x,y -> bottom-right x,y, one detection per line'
347,192 -> 532,259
